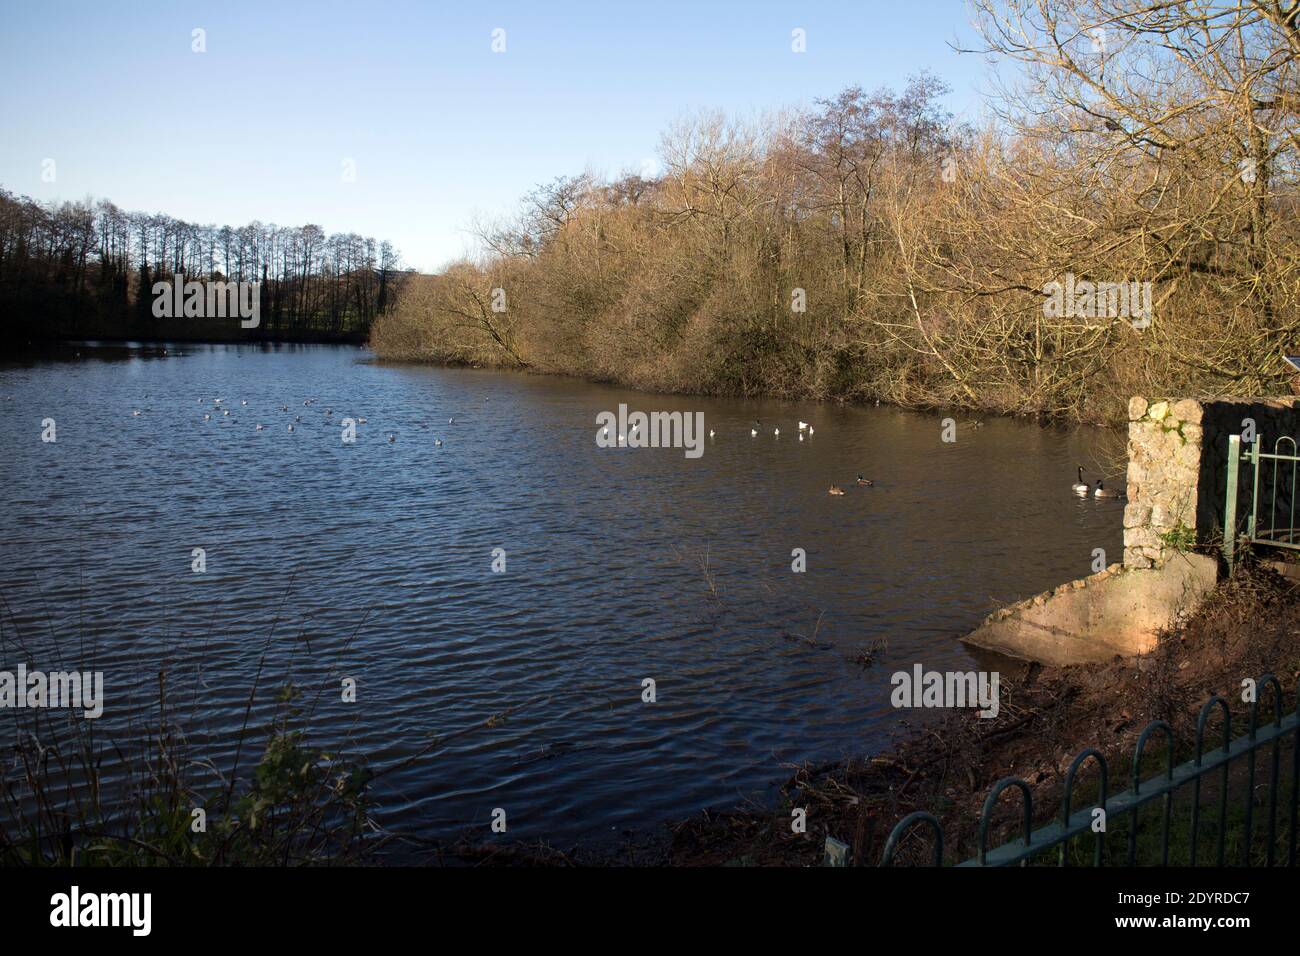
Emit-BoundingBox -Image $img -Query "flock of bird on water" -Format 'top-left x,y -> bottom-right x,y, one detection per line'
132,396 -> 451,445
132,397 -> 1124,500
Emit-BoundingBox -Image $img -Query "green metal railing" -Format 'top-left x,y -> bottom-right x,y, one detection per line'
877,677 -> 1297,866
1224,433 -> 1300,568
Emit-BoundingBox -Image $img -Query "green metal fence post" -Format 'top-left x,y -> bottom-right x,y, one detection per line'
1225,434 -> 1241,571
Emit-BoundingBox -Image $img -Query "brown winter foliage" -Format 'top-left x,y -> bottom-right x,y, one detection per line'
372,1 -> 1300,423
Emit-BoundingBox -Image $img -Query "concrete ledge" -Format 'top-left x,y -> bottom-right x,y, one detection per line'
962,553 -> 1219,666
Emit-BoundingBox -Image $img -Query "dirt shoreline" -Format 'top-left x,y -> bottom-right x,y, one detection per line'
441,560 -> 1299,866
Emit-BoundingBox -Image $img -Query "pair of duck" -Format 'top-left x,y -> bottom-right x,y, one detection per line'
1073,466 -> 1123,499
829,475 -> 874,496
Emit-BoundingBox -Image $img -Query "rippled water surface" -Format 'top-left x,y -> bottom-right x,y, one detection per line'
0,343 -> 1124,850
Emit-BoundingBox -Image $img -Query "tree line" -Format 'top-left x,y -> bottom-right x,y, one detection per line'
371,0 -> 1300,423
0,188 -> 405,343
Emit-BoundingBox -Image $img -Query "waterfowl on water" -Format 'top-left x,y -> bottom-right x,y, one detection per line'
709,429 -> 715,438
1093,480 -> 1124,499
857,475 -> 873,486
241,400 -> 248,406
773,427 -> 780,437
750,427 -> 758,437
828,485 -> 846,496
435,439 -> 443,447
132,409 -> 141,416
798,421 -> 808,430
202,413 -> 210,421
1072,466 -> 1090,496
808,426 -> 814,436
255,424 -> 265,431
387,434 -> 396,443
287,424 -> 294,432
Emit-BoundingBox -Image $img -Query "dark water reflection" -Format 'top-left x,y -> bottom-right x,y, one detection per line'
0,343 -> 1124,850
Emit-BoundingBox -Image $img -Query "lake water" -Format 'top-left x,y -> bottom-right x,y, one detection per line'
0,342 -> 1124,852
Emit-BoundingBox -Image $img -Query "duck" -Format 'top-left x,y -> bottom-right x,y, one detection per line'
828,485 -> 846,496
708,429 -> 715,438
357,417 -> 367,424
808,426 -> 814,436
222,409 -> 230,416
255,424 -> 265,431
798,433 -> 804,442
287,424 -> 294,432
1093,480 -> 1124,499
773,427 -> 780,437
856,475 -> 873,486
750,427 -> 758,437
387,434 -> 396,443
434,439 -> 443,447
202,413 -> 210,421
240,400 -> 248,406
132,409 -> 141,416
798,421 -> 808,430
1072,466 -> 1090,496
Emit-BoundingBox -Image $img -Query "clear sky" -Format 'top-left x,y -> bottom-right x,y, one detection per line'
0,0 -> 993,272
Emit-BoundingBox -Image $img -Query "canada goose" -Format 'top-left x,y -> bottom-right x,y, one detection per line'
1093,480 -> 1124,499
828,485 -> 846,496
1072,466 -> 1090,496
798,421 -> 808,430
857,475 -> 873,486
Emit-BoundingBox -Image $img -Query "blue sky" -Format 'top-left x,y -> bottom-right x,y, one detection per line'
0,1 -> 993,271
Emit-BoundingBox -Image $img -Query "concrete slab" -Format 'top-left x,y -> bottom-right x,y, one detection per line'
961,553 -> 1219,666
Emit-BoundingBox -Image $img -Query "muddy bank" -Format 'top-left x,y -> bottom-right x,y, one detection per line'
660,561 -> 1299,866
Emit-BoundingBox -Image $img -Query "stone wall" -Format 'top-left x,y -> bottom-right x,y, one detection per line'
1124,396 -> 1300,569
